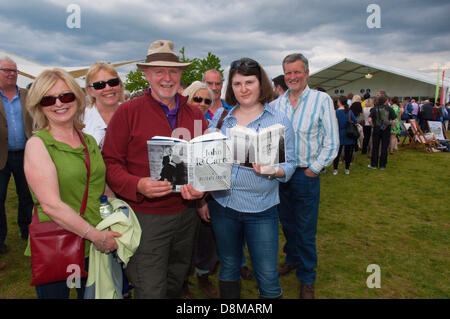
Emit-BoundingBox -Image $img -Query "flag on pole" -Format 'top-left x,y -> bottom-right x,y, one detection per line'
435,67 -> 440,106
440,70 -> 445,105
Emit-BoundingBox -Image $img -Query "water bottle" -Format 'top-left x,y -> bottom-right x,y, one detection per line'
99,195 -> 114,219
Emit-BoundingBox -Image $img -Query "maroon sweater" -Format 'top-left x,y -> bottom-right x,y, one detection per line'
102,91 -> 208,215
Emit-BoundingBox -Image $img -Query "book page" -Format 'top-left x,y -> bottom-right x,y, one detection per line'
189,139 -> 232,191
257,124 -> 286,165
230,126 -> 257,167
147,140 -> 188,192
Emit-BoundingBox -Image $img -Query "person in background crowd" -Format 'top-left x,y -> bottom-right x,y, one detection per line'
202,69 -> 232,117
206,57 -> 296,299
389,97 -> 402,154
24,68 -> 120,298
0,56 -> 34,255
271,53 -> 339,299
182,81 -> 214,122
368,92 -> 396,170
272,74 -> 288,100
333,96 -> 358,175
361,95 -> 374,155
102,40 -> 207,299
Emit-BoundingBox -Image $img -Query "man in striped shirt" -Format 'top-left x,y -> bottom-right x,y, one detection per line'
271,53 -> 339,299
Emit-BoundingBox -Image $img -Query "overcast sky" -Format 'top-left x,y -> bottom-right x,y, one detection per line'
1,0 -> 449,82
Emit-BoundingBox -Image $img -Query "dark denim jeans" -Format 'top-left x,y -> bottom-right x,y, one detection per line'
0,150 -> 33,243
209,200 -> 281,298
278,168 -> 320,286
35,258 -> 89,299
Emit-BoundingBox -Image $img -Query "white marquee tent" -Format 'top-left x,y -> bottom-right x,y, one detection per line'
308,58 -> 449,102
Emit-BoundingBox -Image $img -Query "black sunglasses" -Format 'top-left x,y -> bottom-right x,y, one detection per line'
40,92 -> 76,107
230,59 -> 259,69
192,96 -> 212,105
89,78 -> 120,90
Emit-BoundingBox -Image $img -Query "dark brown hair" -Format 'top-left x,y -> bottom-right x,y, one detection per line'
338,95 -> 349,112
225,57 -> 273,106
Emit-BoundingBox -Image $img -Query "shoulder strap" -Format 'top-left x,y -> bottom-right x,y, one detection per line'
77,131 -> 90,216
216,109 -> 229,130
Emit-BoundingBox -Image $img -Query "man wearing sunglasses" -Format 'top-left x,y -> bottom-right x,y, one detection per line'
0,56 -> 34,255
102,40 -> 208,299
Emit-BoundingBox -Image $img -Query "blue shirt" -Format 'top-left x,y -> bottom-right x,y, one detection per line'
270,86 -> 339,174
1,87 -> 27,150
335,109 -> 358,146
209,103 -> 296,213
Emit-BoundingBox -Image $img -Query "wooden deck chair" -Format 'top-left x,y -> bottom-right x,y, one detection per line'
427,121 -> 450,142
408,119 -> 438,153
399,121 -> 417,149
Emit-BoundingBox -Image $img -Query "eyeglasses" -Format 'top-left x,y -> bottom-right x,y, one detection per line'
40,92 -> 76,107
89,78 -> 120,90
0,68 -> 18,74
230,59 -> 259,69
192,96 -> 212,105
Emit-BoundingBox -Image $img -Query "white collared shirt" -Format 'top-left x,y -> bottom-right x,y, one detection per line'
83,105 -> 107,148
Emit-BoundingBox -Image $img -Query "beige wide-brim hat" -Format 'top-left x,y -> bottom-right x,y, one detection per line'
137,40 -> 191,70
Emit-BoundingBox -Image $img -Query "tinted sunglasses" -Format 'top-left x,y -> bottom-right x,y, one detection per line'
40,92 -> 76,107
192,96 -> 212,105
230,59 -> 259,69
89,78 -> 120,90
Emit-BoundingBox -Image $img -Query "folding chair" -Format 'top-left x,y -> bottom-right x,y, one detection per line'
408,119 -> 438,153
427,121 -> 450,142
399,121 -> 417,150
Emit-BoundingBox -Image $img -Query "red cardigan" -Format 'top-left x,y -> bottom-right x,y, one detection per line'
102,91 -> 208,215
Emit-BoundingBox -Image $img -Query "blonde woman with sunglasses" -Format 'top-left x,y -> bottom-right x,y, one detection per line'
24,68 -> 121,298
83,62 -> 124,149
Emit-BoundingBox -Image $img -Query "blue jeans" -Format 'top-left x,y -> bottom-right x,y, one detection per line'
35,258 -> 89,299
209,200 -> 281,298
278,168 -> 320,285
0,150 -> 33,243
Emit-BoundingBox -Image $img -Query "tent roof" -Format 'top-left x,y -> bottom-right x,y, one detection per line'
1,49 -> 142,81
308,57 -> 449,91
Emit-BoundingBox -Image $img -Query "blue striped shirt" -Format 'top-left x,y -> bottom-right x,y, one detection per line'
270,86 -> 339,174
209,103 -> 296,213
1,87 -> 27,150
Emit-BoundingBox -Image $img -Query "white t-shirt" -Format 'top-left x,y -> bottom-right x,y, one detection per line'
82,105 -> 107,148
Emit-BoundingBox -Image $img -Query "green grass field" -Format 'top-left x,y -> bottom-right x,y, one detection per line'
0,147 -> 448,299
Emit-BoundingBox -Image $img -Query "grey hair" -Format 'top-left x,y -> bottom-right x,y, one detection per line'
0,56 -> 16,65
282,53 -> 309,72
202,69 -> 223,82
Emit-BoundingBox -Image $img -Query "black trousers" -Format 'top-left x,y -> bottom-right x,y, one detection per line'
371,127 -> 390,168
333,145 -> 354,170
361,126 -> 372,154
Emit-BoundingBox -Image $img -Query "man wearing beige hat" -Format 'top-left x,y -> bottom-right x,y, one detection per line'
102,40 -> 208,299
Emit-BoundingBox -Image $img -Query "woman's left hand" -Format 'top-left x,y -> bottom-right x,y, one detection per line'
180,184 -> 204,200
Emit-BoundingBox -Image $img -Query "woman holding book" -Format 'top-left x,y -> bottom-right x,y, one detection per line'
205,57 -> 296,299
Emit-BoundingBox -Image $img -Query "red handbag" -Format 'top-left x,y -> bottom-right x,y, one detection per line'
29,131 -> 91,286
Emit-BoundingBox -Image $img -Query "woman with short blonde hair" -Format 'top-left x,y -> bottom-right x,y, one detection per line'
83,62 -> 124,148
27,68 -> 86,132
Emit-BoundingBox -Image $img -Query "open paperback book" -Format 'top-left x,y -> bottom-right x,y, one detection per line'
230,123 -> 286,167
147,132 -> 232,192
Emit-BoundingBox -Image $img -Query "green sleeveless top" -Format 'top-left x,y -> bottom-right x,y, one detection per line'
25,129 -> 106,257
